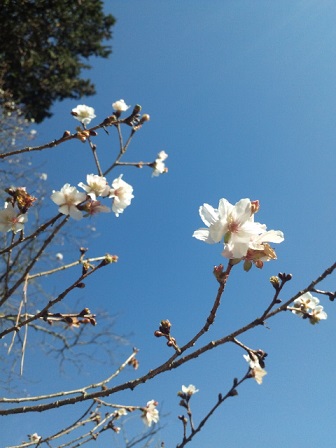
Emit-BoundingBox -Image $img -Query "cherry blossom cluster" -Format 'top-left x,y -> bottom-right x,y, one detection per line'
291,291 -> 328,324
51,174 -> 134,219
193,198 -> 284,270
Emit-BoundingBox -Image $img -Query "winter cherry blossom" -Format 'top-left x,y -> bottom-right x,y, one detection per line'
51,184 -> 87,220
29,433 -> 42,442
152,150 -> 168,177
78,174 -> 110,200
291,292 -> 320,317
112,99 -> 130,112
109,175 -> 134,217
193,198 -> 266,259
114,408 -> 127,419
0,203 -> 28,233
71,104 -> 96,126
181,384 -> 199,396
141,400 -> 159,427
291,292 -> 327,324
243,353 -> 267,385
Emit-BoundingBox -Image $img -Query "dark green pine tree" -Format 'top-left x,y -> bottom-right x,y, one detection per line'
0,0 -> 116,123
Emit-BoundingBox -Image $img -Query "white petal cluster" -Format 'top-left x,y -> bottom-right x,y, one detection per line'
29,433 -> 42,443
243,353 -> 267,385
292,292 -> 327,324
72,104 -> 96,126
78,174 -> 110,200
141,400 -> 159,427
109,175 -> 134,217
152,150 -> 168,177
114,408 -> 127,419
193,198 -> 284,262
52,176 -> 134,219
0,203 -> 28,233
181,384 -> 199,396
51,184 -> 87,220
112,99 -> 130,112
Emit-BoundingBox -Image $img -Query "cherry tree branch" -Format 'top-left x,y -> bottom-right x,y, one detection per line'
1,260 -> 334,416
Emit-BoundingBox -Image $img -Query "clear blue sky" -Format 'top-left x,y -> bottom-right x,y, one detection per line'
3,1 -> 336,447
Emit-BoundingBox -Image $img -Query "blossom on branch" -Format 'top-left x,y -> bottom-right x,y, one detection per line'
193,198 -> 284,263
78,174 -> 110,200
114,408 -> 127,419
141,400 -> 159,427
193,198 -> 266,259
152,150 -> 168,177
181,384 -> 199,396
29,433 -> 42,443
0,203 -> 28,233
51,184 -> 87,220
109,175 -> 134,217
112,99 -> 130,112
243,353 -> 267,385
71,105 -> 96,126
291,292 -> 327,324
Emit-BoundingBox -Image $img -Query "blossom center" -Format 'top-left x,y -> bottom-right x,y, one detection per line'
227,215 -> 240,233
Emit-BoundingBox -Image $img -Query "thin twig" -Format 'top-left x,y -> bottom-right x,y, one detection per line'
0,261 -> 334,416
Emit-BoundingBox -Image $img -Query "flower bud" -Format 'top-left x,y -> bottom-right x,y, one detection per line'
270,276 -> 280,289
159,319 -> 171,335
243,260 -> 252,272
139,114 -> 150,124
103,115 -> 117,125
104,254 -> 119,264
132,104 -> 142,114
250,200 -> 260,215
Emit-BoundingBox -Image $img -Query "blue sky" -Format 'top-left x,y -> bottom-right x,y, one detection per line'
2,1 -> 336,447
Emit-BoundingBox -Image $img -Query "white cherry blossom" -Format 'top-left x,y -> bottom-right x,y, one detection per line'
0,203 -> 28,234
292,292 -> 319,316
29,433 -> 42,443
114,408 -> 127,419
71,105 -> 96,126
243,353 -> 267,385
181,384 -> 199,395
51,184 -> 87,220
78,174 -> 110,200
152,150 -> 168,177
291,292 -> 327,324
109,175 -> 134,217
141,400 -> 159,427
193,198 -> 266,259
112,99 -> 130,112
